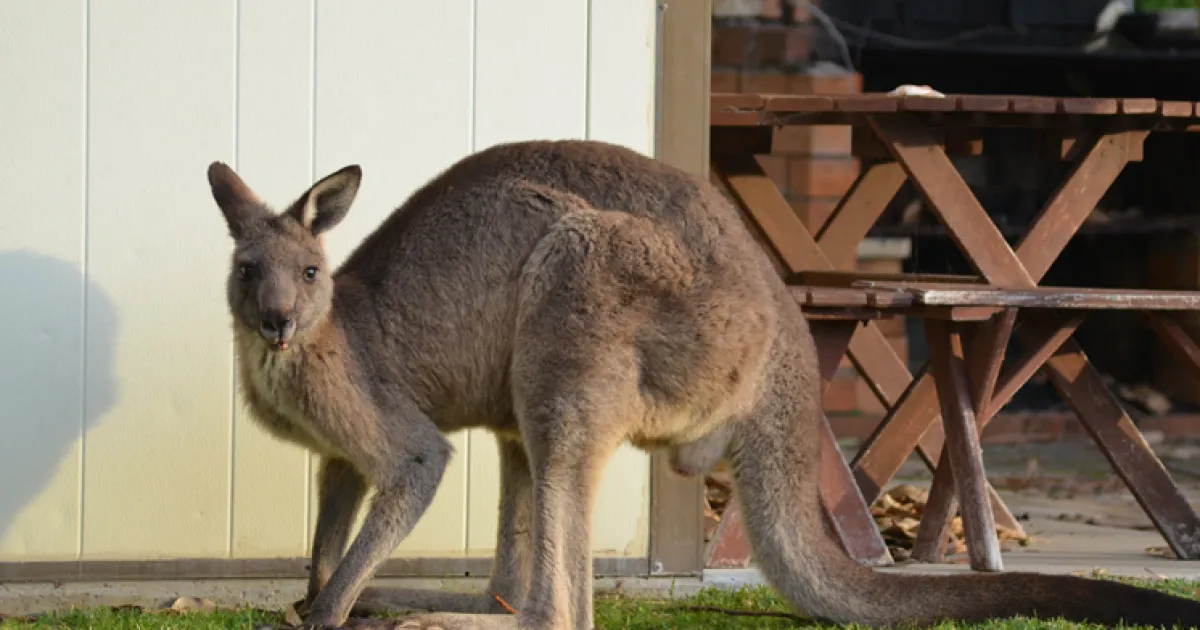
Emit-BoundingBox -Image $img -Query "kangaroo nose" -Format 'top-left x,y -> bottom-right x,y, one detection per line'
260,313 -> 295,342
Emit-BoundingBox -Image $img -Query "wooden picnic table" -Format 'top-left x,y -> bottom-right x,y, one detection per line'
705,91 -> 1200,573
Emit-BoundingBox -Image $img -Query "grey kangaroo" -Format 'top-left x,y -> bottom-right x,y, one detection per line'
206,140 -> 1200,629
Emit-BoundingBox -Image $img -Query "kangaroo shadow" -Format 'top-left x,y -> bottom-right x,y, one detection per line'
0,250 -> 117,557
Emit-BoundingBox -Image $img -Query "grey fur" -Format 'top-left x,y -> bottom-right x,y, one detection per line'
206,140 -> 1200,629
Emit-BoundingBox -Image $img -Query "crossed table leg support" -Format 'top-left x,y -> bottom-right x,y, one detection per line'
707,114 -> 1200,569
706,125 -> 1020,568
849,114 -> 1200,561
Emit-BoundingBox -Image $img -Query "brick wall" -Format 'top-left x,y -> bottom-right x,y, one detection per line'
711,2 -> 862,232
711,1 -> 909,418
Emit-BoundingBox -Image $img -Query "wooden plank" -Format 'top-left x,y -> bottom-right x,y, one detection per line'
848,363 -> 942,495
868,289 -> 916,309
958,95 -> 1014,113
654,0 -> 712,575
1147,313 -> 1200,385
711,152 -> 831,272
585,0 -> 660,561
711,93 -> 765,111
816,162 -> 908,269
924,319 -> 1003,571
868,113 -> 1035,286
792,270 -> 984,288
235,0 -> 321,558
713,130 -> 1015,531
913,310 -> 1017,563
805,287 -> 871,308
1037,335 -> 1200,560
868,285 -> 1200,310
851,312 -> 1084,523
0,0 -> 88,560
1161,101 -> 1194,117
984,313 -> 1086,419
851,125 -> 982,158
711,111 -> 767,127
969,310 -> 1016,412
846,127 -> 1134,524
87,0 -> 237,558
1118,98 -> 1161,115
1015,130 -> 1145,280
705,500 -> 752,568
1009,96 -> 1059,114
813,320 -> 894,566
1060,98 -> 1119,115
801,307 -> 892,321
763,94 -> 834,112
897,95 -> 959,112
835,95 -> 900,112
910,448 -> 958,563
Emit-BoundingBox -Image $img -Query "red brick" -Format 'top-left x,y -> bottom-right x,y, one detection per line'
791,72 -> 862,95
856,258 -> 903,274
752,25 -> 813,68
754,154 -> 788,191
789,157 -> 860,197
773,125 -> 852,156
788,196 -> 840,230
711,26 -> 752,67
741,70 -> 790,94
713,0 -> 785,20
711,69 -> 742,94
791,0 -> 811,22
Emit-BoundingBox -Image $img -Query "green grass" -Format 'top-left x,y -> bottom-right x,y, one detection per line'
2,578 -> 1198,629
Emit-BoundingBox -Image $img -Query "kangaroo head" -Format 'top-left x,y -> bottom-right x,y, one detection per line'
206,162 -> 362,350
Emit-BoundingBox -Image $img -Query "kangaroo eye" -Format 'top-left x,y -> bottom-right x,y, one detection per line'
303,266 -> 319,282
237,263 -> 254,281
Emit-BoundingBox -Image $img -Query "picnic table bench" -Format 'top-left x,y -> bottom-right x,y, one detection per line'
704,91 -> 1200,573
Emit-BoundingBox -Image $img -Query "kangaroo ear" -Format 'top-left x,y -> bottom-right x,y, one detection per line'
207,161 -> 264,239
287,165 -> 362,236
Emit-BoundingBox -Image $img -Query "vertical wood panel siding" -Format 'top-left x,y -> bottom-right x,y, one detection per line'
0,0 -> 657,563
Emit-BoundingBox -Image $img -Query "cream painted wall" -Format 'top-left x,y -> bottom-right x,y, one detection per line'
0,0 -> 657,563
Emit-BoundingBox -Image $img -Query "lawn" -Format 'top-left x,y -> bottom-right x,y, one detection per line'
2,578 -> 1197,629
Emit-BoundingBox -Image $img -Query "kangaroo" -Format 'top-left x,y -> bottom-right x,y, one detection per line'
206,140 -> 1200,630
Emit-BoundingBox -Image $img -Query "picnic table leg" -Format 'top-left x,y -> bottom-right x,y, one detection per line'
924,318 -> 1003,572
910,448 -> 960,562
1147,313 -> 1200,385
709,134 -> 1018,550
708,133 -> 1011,518
848,119 -> 1145,529
913,310 -> 1016,562
812,319 -> 894,566
815,161 -> 908,270
1032,329 -> 1200,560
848,341 -> 1021,532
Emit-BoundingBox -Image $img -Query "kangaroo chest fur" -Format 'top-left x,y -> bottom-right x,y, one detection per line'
235,330 -> 347,459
